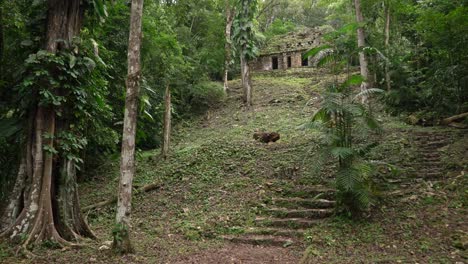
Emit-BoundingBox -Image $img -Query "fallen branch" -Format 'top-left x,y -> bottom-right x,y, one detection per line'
441,112 -> 468,125
82,182 -> 162,211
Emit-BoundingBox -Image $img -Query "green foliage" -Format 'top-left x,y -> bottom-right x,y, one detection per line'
16,37 -> 113,168
303,25 -> 384,216
188,81 -> 226,113
257,0 -> 327,31
264,19 -> 296,40
232,0 -> 260,60
303,23 -> 359,74
308,75 -> 382,216
112,223 -> 129,243
382,2 -> 468,116
41,239 -> 60,249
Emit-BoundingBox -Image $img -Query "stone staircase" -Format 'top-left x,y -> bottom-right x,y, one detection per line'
223,185 -> 335,247
410,131 -> 456,179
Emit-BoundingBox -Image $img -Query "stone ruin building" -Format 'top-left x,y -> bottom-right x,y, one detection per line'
250,28 -> 323,71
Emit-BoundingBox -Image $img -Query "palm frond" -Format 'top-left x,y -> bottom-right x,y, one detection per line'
302,45 -> 332,59
311,108 -> 332,123
331,147 -> 354,160
316,51 -> 336,67
353,88 -> 384,102
341,74 -> 364,88
0,118 -> 21,138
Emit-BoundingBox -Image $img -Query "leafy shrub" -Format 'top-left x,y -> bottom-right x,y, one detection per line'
264,19 -> 296,40
188,81 -> 226,113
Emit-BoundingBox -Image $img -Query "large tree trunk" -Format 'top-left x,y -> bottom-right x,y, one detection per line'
0,0 -> 94,249
161,84 -> 171,159
384,3 -> 391,91
354,0 -> 370,101
113,0 -> 144,254
240,51 -> 252,107
223,0 -> 234,92
0,0 -> 4,76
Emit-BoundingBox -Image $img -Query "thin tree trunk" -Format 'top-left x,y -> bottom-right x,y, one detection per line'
113,0 -> 144,254
240,51 -> 252,106
384,3 -> 391,91
354,0 -> 370,101
161,84 -> 171,159
223,1 -> 234,92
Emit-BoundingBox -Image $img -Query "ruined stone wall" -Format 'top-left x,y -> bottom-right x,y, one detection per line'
291,53 -> 302,68
251,56 -> 271,71
251,51 -> 306,71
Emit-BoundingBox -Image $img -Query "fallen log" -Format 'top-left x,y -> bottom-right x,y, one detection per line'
448,122 -> 468,129
441,112 -> 468,125
82,182 -> 162,211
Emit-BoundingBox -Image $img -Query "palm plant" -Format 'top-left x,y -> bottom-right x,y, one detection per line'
310,76 -> 382,216
303,24 -> 383,216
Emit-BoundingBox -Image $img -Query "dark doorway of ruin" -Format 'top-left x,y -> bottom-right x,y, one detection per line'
302,55 -> 308,66
272,56 -> 278,70
287,56 -> 292,68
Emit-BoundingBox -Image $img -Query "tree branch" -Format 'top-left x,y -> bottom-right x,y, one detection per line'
82,182 -> 162,211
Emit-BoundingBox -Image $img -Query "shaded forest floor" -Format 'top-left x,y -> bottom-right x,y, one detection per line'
1,68 -> 467,263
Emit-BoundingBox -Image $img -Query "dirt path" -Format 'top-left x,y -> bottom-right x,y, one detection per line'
170,243 -> 301,264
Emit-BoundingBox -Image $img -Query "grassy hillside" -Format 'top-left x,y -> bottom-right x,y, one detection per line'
0,68 -> 466,263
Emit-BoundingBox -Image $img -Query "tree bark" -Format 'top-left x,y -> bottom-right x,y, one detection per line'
223,0 -> 235,93
0,0 -> 94,249
113,0 -> 144,255
384,2 -> 391,91
161,84 -> 171,159
0,1 -> 4,76
240,51 -> 252,107
354,0 -> 370,101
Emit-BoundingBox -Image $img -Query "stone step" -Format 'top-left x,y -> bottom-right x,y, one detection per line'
417,150 -> 441,155
222,234 -> 295,247
416,161 -> 443,166
423,141 -> 449,146
414,136 -> 449,141
244,227 -> 305,237
265,208 -> 334,219
255,217 -> 322,229
278,186 -> 335,199
416,169 -> 443,175
419,159 -> 441,164
419,153 -> 441,161
415,163 -> 444,168
271,197 -> 335,209
417,171 -> 444,178
413,132 -> 451,137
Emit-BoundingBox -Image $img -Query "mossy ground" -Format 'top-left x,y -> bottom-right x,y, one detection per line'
0,68 -> 466,263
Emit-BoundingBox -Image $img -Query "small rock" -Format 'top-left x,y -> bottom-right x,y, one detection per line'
89,257 -> 97,262
99,245 -> 110,251
253,131 -> 280,143
103,240 -> 113,246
